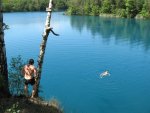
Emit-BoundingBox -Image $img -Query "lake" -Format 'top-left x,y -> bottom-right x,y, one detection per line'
4,12 -> 150,113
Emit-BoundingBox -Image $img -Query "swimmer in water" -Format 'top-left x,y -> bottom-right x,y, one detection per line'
100,70 -> 110,78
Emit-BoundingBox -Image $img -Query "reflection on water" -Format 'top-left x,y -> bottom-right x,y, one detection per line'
70,15 -> 150,51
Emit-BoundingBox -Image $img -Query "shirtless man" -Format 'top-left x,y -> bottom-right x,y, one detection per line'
22,59 -> 37,98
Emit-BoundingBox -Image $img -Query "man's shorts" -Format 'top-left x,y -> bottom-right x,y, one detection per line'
24,77 -> 35,85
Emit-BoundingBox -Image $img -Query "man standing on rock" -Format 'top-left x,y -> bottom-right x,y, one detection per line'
22,59 -> 37,98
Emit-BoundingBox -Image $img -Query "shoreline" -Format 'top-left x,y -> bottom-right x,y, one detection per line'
99,13 -> 148,20
64,12 -> 149,20
3,11 -> 149,20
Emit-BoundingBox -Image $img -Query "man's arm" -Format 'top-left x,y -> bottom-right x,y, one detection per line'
33,67 -> 37,77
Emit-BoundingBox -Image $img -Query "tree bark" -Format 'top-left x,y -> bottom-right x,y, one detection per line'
34,0 -> 53,97
0,0 -> 10,97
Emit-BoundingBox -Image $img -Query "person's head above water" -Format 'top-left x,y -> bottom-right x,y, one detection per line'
28,59 -> 34,65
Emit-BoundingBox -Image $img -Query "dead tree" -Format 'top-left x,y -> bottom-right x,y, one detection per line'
34,0 -> 58,97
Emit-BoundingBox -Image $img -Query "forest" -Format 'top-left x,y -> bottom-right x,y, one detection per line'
2,0 -> 150,18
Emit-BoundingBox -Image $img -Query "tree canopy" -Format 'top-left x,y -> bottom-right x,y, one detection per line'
66,0 -> 150,18
2,0 -> 150,18
2,0 -> 67,12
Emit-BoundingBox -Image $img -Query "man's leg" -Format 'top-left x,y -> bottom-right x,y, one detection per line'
31,84 -> 35,98
31,78 -> 36,98
24,84 -> 28,97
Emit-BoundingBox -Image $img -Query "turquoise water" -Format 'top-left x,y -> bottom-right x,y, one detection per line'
4,12 -> 150,113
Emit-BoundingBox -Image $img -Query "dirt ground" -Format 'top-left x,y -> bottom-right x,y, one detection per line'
0,96 -> 63,113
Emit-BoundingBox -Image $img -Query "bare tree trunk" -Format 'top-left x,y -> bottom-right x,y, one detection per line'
34,0 -> 53,97
0,0 -> 10,97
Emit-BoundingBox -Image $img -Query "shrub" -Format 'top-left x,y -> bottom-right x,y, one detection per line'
90,5 -> 100,16
115,9 -> 127,17
8,55 -> 25,96
140,10 -> 150,18
100,0 -> 111,14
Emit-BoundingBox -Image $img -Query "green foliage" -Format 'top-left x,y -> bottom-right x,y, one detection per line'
140,10 -> 150,19
83,3 -> 91,15
115,9 -> 127,17
115,0 -> 126,9
90,5 -> 100,16
66,0 -> 84,15
125,0 -> 137,18
100,0 -> 112,13
8,55 -> 25,96
135,0 -> 144,13
140,0 -> 150,18
2,0 -> 150,19
54,0 -> 68,11
66,6 -> 79,15
2,0 -> 65,12
66,0 -> 150,18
